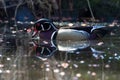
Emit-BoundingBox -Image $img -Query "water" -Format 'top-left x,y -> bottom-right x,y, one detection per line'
0,0 -> 119,80
0,22 -> 120,80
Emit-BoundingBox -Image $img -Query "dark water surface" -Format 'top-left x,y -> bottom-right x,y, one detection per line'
0,23 -> 120,80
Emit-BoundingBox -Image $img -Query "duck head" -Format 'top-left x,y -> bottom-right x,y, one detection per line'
33,18 -> 57,31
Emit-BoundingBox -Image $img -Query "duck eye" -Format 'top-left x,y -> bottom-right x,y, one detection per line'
42,23 -> 51,31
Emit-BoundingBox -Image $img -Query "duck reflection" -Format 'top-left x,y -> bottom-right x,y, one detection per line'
33,40 -> 104,60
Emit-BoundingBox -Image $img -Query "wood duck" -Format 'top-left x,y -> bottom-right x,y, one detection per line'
31,18 -> 111,59
32,18 -> 110,46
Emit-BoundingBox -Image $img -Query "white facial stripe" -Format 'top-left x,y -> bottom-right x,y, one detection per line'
41,24 -> 45,31
47,25 -> 51,30
50,23 -> 57,30
41,47 -> 45,54
47,48 -> 51,53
